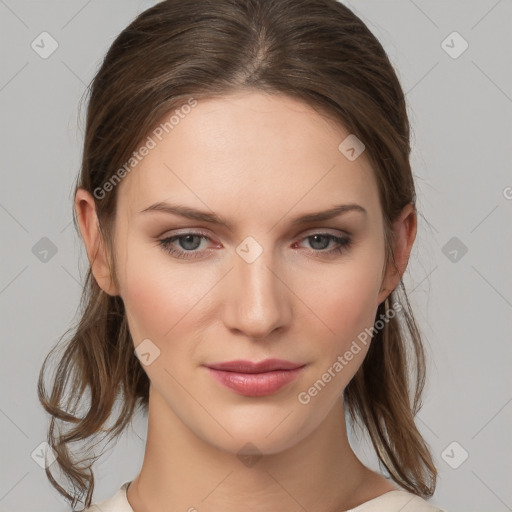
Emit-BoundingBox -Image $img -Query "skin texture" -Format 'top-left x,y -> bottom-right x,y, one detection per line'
75,90 -> 417,511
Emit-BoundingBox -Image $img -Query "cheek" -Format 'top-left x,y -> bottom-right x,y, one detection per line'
122,272 -> 175,344
300,241 -> 385,353
119,241 -> 211,346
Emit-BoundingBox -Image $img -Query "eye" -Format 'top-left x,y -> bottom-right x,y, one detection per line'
294,233 -> 352,257
158,231 -> 214,260
158,231 -> 352,260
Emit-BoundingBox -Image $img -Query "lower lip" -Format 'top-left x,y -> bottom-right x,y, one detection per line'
206,367 -> 305,397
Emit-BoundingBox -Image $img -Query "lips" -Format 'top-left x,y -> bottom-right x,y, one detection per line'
206,359 -> 304,373
204,359 -> 306,397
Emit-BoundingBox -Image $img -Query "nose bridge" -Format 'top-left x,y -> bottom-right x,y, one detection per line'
224,236 -> 290,338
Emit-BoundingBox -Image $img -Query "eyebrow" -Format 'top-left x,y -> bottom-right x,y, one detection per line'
139,201 -> 367,230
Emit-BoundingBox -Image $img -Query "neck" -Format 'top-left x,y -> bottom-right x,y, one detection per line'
127,386 -> 382,512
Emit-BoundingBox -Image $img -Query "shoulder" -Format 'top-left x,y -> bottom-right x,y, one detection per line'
348,490 -> 446,512
82,481 -> 133,512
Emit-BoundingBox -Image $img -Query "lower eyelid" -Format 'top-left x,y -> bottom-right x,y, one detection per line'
158,232 -> 351,257
298,235 -> 351,253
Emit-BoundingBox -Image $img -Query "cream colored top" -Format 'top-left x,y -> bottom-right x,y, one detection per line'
84,481 -> 446,511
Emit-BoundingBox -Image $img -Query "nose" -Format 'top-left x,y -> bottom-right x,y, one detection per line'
222,246 -> 292,340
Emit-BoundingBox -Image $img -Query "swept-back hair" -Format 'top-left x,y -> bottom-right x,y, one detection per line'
38,0 -> 437,507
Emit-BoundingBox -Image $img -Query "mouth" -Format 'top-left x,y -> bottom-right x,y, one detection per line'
204,359 -> 307,397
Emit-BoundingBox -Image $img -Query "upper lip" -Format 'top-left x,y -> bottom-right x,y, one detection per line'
205,359 -> 305,373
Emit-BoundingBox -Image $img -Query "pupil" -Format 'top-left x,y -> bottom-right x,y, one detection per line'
181,235 -> 200,250
310,235 -> 328,250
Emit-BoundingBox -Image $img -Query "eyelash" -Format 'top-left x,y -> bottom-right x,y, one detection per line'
158,230 -> 352,260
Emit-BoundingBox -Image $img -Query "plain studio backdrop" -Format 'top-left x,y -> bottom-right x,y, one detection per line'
0,1 -> 511,511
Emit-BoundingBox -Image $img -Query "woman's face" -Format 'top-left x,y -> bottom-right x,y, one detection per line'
98,90 -> 402,454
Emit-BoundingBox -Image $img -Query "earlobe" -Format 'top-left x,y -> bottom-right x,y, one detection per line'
74,188 -> 119,296
378,202 -> 417,305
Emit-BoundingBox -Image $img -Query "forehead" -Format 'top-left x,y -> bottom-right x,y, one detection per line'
116,90 -> 380,224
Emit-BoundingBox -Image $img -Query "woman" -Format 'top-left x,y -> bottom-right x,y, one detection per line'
38,0 -> 445,510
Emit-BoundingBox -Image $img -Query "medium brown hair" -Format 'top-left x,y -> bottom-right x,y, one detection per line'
38,0 -> 437,508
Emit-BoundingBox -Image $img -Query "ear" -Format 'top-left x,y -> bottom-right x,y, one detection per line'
377,202 -> 417,305
74,188 -> 119,296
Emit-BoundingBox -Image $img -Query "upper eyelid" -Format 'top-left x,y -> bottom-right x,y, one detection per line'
160,231 -> 351,256
160,228 -> 350,242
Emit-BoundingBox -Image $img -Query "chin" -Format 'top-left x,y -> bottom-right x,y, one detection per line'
192,401 -> 325,458
203,427 -> 305,458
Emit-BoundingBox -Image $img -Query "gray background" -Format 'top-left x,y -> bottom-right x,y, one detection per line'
1,1 -> 511,511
